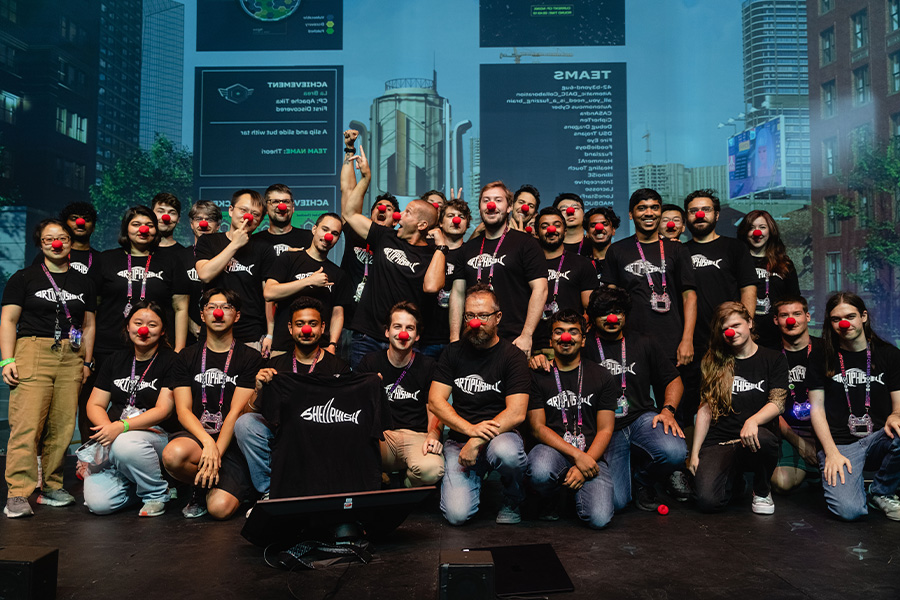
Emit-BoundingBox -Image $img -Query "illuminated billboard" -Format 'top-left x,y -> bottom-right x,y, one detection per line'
727,116 -> 785,198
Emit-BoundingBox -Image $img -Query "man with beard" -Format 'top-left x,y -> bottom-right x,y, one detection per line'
151,193 -> 184,253
526,309 -> 618,528
253,184 -> 313,256
583,207 -> 619,282
449,181 -> 547,357
532,207 -> 596,354
234,296 -> 351,503
553,193 -> 589,255
428,284 -> 531,525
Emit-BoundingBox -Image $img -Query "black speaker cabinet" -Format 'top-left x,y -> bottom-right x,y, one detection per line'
0,546 -> 58,600
439,550 -> 494,600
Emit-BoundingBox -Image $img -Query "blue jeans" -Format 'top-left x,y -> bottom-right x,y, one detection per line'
604,411 -> 688,511
440,433 -> 527,526
818,430 -> 900,521
526,443 -> 614,529
234,412 -> 273,495
349,331 -> 389,369
83,430 -> 169,514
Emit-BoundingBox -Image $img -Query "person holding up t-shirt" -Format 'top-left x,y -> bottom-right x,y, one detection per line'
235,296 -> 351,502
526,309 -> 618,528
429,284 -> 531,525
602,188 -> 697,368
264,212 -> 350,355
357,302 -> 444,488
340,129 -> 444,367
583,206 -> 619,283
163,288 -> 264,520
689,302 -> 788,515
770,296 -> 822,494
449,181 -> 548,357
808,292 -> 900,522
254,183 -> 313,256
2,219 -> 96,518
83,301 -> 179,517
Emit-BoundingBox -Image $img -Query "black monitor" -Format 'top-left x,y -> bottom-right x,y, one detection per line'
241,486 -> 436,547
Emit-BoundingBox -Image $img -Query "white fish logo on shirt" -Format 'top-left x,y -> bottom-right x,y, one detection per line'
454,374 -> 502,395
383,248 -> 419,272
832,369 -> 885,387
600,359 -> 636,376
273,243 -> 293,256
354,246 -> 373,265
117,267 -> 164,280
112,377 -> 158,394
34,289 -> 85,304
187,267 -> 199,282
194,369 -> 238,387
545,391 -> 594,410
755,267 -> 783,280
445,262 -> 455,276
71,262 -> 89,275
547,269 -> 571,282
732,376 -> 765,394
295,271 -> 334,291
225,258 -> 254,275
386,384 -> 420,402
692,255 -> 722,269
624,260 -> 662,277
301,399 -> 361,424
788,365 -> 806,384
467,253 -> 507,269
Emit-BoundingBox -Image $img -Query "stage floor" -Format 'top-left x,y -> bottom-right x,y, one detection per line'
1,459 -> 899,600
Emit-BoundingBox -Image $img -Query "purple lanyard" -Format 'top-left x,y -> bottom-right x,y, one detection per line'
596,334 -> 627,396
200,340 -> 236,415
635,238 -> 667,293
476,226 -> 509,285
40,265 -> 74,325
838,345 -> 871,416
127,353 -> 158,407
761,269 -> 770,300
126,252 -> 153,305
781,343 -> 811,403
549,253 -> 566,302
576,237 -> 584,254
387,352 -> 416,397
71,251 -> 93,270
293,348 -> 322,374
362,244 -> 371,280
552,361 -> 584,431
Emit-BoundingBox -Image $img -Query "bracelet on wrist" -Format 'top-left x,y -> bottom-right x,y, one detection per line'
121,419 -> 130,433
0,358 -> 15,368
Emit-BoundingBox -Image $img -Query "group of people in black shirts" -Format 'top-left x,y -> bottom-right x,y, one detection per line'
2,128 -> 898,530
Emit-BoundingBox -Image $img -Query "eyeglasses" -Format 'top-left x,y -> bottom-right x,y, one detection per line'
41,236 -> 70,244
463,311 -> 498,322
267,199 -> 292,207
204,303 -> 236,312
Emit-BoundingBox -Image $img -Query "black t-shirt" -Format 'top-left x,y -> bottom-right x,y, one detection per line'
356,350 -> 436,432
529,359 -> 618,448
452,229 -> 547,341
533,252 -> 596,349
94,249 -> 191,355
703,346 -> 789,445
267,251 -> 352,352
194,233 -> 276,343
684,236 -> 757,351
601,236 -> 696,362
563,237 -> 591,257
780,336 -> 824,434
172,244 -> 204,334
433,339 -> 532,442
349,224 -> 436,338
253,228 -> 313,257
170,341 -> 264,421
2,264 -> 97,339
32,247 -> 102,290
94,346 -> 179,430
583,332 -> 681,430
807,341 -> 900,446
751,256 -> 801,350
262,372 -> 389,498
267,348 -> 351,378
419,246 -> 462,345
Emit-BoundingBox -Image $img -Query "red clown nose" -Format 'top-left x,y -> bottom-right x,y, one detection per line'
75,218 -> 86,227
138,225 -> 150,235
398,331 -> 410,341
486,201 -> 497,211
301,325 -> 312,335
546,226 -> 557,234
839,320 -> 851,330
213,309 -> 225,320
242,213 -> 254,222
433,202 -> 440,209
594,223 -> 605,232
786,317 -> 797,326
695,211 -> 706,219
752,229 -> 763,237
277,203 -> 288,212
452,216 -> 462,225
566,206 -> 576,215
51,240 -> 63,250
161,214 -> 171,223
324,233 -> 334,243
666,221 -> 676,230
198,220 -> 209,230
560,332 -> 572,343
392,212 -> 402,221
137,326 -> 150,337
377,204 -> 387,213
521,205 -> 530,214
606,314 -> 619,324
525,226 -> 533,234
657,504 -> 669,515
469,318 -> 482,329
724,328 -> 736,338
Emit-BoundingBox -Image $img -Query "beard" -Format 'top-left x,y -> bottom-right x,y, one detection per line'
538,236 -> 563,252
462,325 -> 493,348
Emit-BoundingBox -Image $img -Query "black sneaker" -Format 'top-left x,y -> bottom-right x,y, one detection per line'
633,483 -> 661,512
182,487 -> 208,519
666,471 -> 692,502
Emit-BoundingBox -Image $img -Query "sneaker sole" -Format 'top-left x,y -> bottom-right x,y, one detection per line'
140,509 -> 166,517
751,505 -> 775,515
183,508 -> 208,519
36,496 -> 74,507
868,500 -> 900,521
4,506 -> 34,518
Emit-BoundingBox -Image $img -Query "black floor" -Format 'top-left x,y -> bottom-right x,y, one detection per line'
2,460 -> 900,600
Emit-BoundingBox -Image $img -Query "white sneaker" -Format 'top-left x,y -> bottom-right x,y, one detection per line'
245,492 -> 270,518
496,504 -> 521,524
869,494 -> 900,521
751,493 -> 775,515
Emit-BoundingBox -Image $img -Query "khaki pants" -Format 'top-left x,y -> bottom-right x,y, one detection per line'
381,429 -> 445,487
5,337 -> 83,497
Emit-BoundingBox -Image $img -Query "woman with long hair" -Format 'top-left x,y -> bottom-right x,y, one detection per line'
2,219 -> 96,518
689,301 -> 788,514
82,301 -> 180,517
737,210 -> 800,349
808,292 -> 900,521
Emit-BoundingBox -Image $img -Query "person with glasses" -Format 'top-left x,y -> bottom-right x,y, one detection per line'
180,201 -> 223,345
83,301 -> 179,517
195,189 -> 277,357
808,292 -> 900,521
428,284 -> 531,525
553,193 -> 588,256
253,183 -> 313,256
2,219 -> 96,518
32,202 -> 102,290
162,288 -> 264,519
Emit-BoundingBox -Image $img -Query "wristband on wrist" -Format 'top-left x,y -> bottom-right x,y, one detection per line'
663,405 -> 677,415
121,419 -> 130,432
325,341 -> 337,347
344,147 -> 356,154
0,358 -> 15,368
264,334 -> 273,339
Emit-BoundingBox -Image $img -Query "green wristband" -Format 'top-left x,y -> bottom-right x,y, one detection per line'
121,419 -> 130,433
0,358 -> 15,368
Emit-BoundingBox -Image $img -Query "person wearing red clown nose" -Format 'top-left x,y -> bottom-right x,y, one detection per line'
254,183 -> 313,257
195,189 -> 276,358
552,193 -> 588,256
357,302 -> 443,488
658,204 -> 686,243
179,201 -> 223,346
340,128 -> 444,369
32,203 -> 101,289
583,206 -> 620,283
151,192 -> 184,255
690,301 -> 788,515
264,212 -> 350,356
525,309 -> 618,528
807,292 -> 900,522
